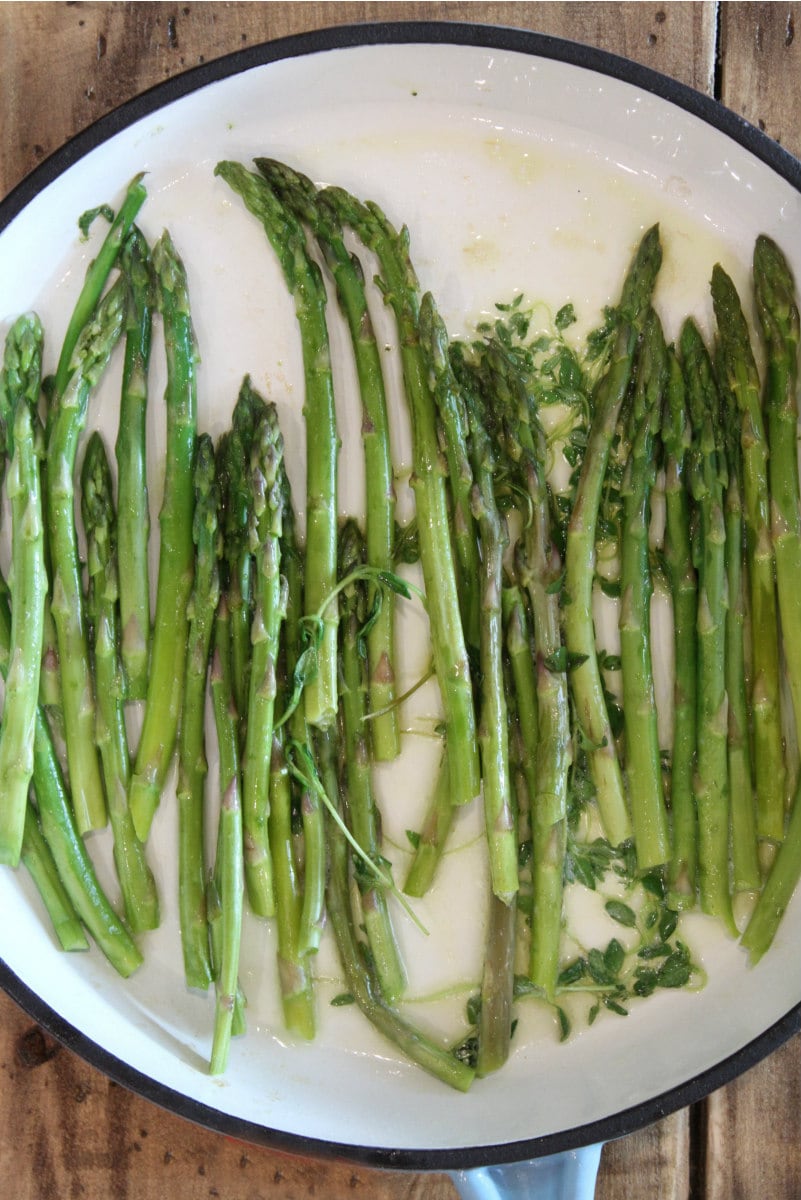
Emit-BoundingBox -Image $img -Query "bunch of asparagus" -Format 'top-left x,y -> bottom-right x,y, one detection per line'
1,160 -> 800,1092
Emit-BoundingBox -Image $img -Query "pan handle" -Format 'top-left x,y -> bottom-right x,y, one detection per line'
447,1142 -> 603,1200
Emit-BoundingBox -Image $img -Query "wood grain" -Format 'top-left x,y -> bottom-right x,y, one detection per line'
2,3 -> 801,1198
719,2 -> 801,156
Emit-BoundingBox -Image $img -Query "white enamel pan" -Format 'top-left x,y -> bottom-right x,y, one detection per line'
2,22 -> 801,1200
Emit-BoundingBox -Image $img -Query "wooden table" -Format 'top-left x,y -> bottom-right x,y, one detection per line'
1,4 -> 801,1196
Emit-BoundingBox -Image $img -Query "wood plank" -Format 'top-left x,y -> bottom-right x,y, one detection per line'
704,1038 -> 801,1200
597,1110 -> 690,1200
0,5 -> 761,1200
0,988 -> 457,1200
697,7 -> 801,1194
719,1 -> 801,157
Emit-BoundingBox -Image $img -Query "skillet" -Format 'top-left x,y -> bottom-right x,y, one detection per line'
2,21 -> 801,1198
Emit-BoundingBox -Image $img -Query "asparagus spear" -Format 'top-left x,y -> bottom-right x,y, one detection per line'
115,227 -> 153,700
680,318 -> 735,932
476,889 -> 517,1077
81,431 -> 159,933
718,375 -> 760,892
129,231 -> 198,843
276,460 -> 326,957
740,237 -> 801,957
422,298 -> 516,903
662,347 -> 698,903
741,776 -> 801,963
325,784 -> 475,1092
47,278 -> 127,834
209,594 -> 245,1075
753,236 -> 801,765
455,334 -> 569,995
0,315 -> 47,866
20,806 -> 89,952
563,226 -> 662,848
413,294 -> 480,655
215,161 -> 339,731
338,520 -> 406,1000
242,404 -> 286,918
176,433 -> 220,989
402,751 -> 453,897
0,552 -> 141,974
712,263 -> 786,843
322,186 -> 480,810
618,310 -> 670,870
218,378 -> 267,734
54,175 -> 146,399
257,159 -> 401,760
268,722 -> 316,1039
501,584 -> 540,843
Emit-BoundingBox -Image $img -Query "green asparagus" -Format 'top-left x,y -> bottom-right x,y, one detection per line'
129,231 -> 198,843
176,434 -> 220,989
215,161 -> 339,731
563,226 -> 661,848
115,227 -> 154,699
0,314 -> 47,865
81,431 -> 159,932
47,279 -> 127,834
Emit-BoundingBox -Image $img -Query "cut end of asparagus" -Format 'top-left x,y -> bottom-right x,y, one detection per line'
129,775 -> 159,843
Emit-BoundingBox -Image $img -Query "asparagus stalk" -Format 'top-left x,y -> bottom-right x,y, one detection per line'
215,161 -> 339,731
268,722 -> 316,1039
563,226 -> 662,847
0,579 -> 141,974
242,404 -> 286,918
31,706 -> 143,975
712,263 -> 786,843
219,378 -> 267,733
277,461 -> 326,957
325,790 -> 475,1092
209,594 -> 245,1075
323,186 -> 480,809
422,297 -> 516,902
501,588 -> 539,824
476,889 -> 517,1077
680,318 -> 735,932
21,806 -> 89,952
338,520 -> 406,1000
455,333 -> 569,994
0,315 -> 47,865
47,278 -> 127,834
741,776 -> 801,963
129,231 -> 198,843
414,295 -> 481,654
662,347 -> 699,903
54,175 -> 146,399
718,378 -> 760,892
81,431 -> 159,933
257,159 -> 401,760
176,433 -> 220,990
753,236 -> 801,764
115,227 -> 153,700
403,751 -> 453,897
618,309 -> 670,870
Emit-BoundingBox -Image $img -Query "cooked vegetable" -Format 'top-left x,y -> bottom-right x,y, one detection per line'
563,225 -> 661,849
129,231 -> 198,843
8,160 -> 801,1091
48,278 -> 126,835
81,431 -> 159,933
0,314 -> 46,865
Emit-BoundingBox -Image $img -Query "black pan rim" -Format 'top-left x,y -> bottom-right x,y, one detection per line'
2,16 -> 801,1174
